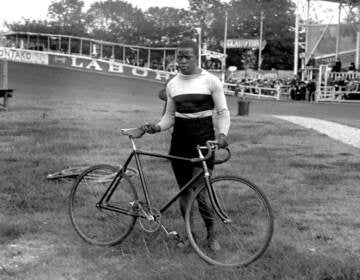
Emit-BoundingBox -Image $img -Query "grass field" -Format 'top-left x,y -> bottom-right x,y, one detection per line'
1,64 -> 360,279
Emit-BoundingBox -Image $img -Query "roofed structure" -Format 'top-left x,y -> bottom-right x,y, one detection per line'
312,0 -> 360,4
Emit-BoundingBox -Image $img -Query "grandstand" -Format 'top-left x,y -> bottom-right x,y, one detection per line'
0,31 -> 178,84
294,0 -> 360,102
1,31 -> 228,86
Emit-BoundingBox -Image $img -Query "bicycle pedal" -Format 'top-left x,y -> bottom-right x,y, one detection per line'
167,231 -> 181,240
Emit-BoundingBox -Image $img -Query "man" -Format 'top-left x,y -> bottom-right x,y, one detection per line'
332,58 -> 342,72
349,62 -> 356,72
306,54 -> 316,69
307,79 -> 316,102
141,39 -> 230,251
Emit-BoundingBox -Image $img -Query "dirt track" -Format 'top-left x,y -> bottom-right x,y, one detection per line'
9,61 -> 360,130
274,115 -> 360,149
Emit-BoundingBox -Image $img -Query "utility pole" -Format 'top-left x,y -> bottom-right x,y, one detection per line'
258,10 -> 264,70
294,11 -> 299,76
335,2 -> 342,59
222,10 -> 228,82
198,28 -> 202,67
305,0 -> 310,65
194,27 -> 202,67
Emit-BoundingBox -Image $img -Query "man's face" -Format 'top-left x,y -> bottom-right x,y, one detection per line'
176,47 -> 198,75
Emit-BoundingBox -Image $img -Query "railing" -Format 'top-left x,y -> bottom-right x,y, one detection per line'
317,66 -> 360,102
316,86 -> 336,102
223,82 -> 291,100
316,86 -> 360,102
328,71 -> 360,80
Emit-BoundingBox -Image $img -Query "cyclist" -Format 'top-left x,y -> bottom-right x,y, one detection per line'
141,39 -> 230,251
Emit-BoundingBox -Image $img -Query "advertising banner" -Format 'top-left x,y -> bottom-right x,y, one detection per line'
0,47 -> 48,65
228,69 -> 293,81
49,54 -> 172,83
220,39 -> 266,49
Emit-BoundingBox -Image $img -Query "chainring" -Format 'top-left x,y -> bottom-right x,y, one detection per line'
139,207 -> 162,233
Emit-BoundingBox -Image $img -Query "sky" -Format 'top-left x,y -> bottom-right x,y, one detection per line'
0,0 -> 341,31
0,0 -> 189,30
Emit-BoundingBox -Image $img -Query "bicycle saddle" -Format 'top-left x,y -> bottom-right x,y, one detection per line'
121,128 -> 145,138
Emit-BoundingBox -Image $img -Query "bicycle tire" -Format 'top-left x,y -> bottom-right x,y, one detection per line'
47,165 -> 137,181
185,176 -> 274,267
69,164 -> 138,246
46,166 -> 86,180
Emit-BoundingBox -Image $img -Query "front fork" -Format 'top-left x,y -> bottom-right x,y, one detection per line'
199,149 -> 232,224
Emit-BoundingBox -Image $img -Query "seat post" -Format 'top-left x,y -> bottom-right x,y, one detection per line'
197,147 -> 210,177
130,137 -> 137,151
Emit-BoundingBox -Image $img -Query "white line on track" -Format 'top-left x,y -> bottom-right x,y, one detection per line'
272,115 -> 360,149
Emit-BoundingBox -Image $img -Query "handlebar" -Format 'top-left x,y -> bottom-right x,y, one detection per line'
191,140 -> 231,165
214,147 -> 231,165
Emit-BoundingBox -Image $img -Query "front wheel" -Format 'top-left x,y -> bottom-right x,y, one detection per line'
185,176 -> 274,267
69,164 -> 138,246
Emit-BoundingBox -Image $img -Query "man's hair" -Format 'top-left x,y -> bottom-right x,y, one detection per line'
177,39 -> 198,57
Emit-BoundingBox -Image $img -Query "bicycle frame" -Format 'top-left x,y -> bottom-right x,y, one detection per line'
97,137 -> 230,222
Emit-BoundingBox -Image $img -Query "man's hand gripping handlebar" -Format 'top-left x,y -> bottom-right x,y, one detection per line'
191,140 -> 231,164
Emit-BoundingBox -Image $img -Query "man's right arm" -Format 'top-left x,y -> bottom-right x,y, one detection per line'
157,90 -> 175,131
141,86 -> 175,134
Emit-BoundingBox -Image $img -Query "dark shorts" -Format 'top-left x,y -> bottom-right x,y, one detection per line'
169,116 -> 215,187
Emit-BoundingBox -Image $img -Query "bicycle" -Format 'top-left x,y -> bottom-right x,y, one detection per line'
69,127 -> 274,267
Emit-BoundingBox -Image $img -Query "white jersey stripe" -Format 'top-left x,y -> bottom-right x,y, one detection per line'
175,110 -> 213,119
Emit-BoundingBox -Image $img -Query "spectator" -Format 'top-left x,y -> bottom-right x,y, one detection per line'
332,58 -> 342,72
307,79 -> 316,102
307,54 -> 316,68
349,62 -> 356,72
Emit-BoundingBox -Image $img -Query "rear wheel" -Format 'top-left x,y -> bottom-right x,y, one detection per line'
69,164 -> 138,246
185,176 -> 274,267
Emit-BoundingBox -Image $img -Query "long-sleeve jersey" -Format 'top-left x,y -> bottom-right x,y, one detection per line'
157,69 -> 230,136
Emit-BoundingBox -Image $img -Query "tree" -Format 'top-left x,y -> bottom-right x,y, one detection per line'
187,0 -> 224,47
4,0 -> 297,70
184,0 -> 296,70
221,0 -> 296,70
344,3 -> 360,24
143,7 -> 190,46
5,19 -> 54,34
47,0 -> 87,36
85,0 -> 146,44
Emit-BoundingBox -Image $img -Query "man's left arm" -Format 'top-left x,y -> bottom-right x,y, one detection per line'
210,76 -> 230,147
